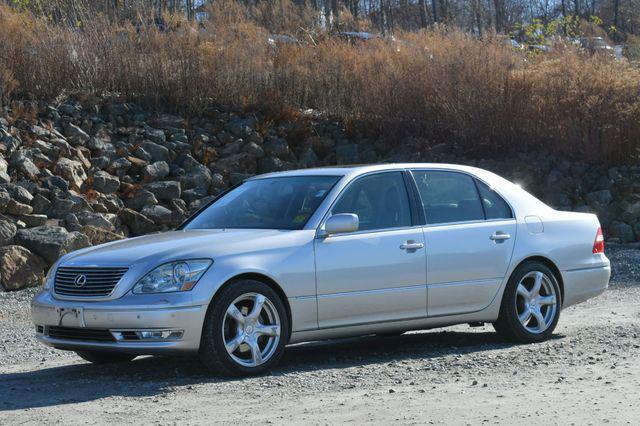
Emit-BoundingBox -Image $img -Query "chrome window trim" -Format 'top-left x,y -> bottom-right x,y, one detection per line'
316,224 -> 426,239
421,217 -> 517,229
314,169 -> 416,238
408,168 -> 516,226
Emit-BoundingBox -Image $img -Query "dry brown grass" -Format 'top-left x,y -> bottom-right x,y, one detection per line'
1,4 -> 639,164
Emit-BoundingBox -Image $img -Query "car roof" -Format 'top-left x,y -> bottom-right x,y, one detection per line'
251,163 -> 501,183
250,163 -> 552,218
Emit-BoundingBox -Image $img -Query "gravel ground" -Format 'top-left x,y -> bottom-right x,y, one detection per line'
1,246 -> 639,425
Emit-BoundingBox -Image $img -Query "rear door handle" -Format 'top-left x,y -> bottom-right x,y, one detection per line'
400,241 -> 424,251
490,232 -> 511,242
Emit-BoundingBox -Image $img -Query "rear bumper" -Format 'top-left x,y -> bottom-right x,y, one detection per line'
31,291 -> 207,354
562,264 -> 611,308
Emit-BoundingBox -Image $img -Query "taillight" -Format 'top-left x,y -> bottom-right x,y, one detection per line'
592,227 -> 605,254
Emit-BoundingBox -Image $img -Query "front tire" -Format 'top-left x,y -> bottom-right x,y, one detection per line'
199,279 -> 289,376
493,261 -> 561,343
75,351 -> 137,364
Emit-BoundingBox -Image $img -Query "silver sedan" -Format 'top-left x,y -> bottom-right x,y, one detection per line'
32,164 -> 611,375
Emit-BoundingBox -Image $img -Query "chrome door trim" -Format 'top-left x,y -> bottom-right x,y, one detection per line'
317,283 -> 427,299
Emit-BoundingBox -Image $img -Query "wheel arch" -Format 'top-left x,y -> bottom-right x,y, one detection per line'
512,256 -> 565,306
212,272 -> 293,341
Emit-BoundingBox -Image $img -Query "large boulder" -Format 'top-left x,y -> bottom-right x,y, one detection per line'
0,157 -> 7,175
109,157 -> 132,175
13,154 -> 40,180
142,161 -> 170,182
0,215 -> 17,245
0,189 -> 10,212
262,136 -> 291,158
48,192 -> 92,219
63,123 -> 90,146
31,194 -> 52,215
124,189 -> 158,211
144,125 -> 166,144
5,199 -> 33,215
54,158 -> 87,190
14,214 -> 47,228
118,208 -> 157,236
81,225 -> 125,245
92,171 -> 120,194
608,221 -> 635,243
141,205 -> 173,225
0,245 -> 46,291
75,211 -> 118,231
1,183 -> 33,204
145,181 -> 181,201
258,157 -> 286,173
141,141 -> 170,163
14,226 -> 90,264
585,190 -> 613,207
43,175 -> 70,192
210,153 -> 257,177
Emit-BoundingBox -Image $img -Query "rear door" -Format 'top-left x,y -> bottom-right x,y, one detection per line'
410,170 -> 517,316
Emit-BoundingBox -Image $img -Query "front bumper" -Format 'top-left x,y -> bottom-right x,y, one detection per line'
31,291 -> 207,355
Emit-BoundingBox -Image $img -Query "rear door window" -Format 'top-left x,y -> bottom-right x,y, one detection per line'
411,170 -> 485,224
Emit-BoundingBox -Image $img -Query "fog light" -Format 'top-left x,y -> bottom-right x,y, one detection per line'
111,329 -> 184,341
136,330 -> 184,340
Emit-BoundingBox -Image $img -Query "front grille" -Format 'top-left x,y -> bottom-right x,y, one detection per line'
47,326 -> 115,342
54,266 -> 128,297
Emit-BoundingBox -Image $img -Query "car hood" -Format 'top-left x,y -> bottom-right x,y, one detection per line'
59,229 -> 311,267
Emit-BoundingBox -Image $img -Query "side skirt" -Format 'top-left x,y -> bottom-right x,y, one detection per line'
288,304 -> 501,344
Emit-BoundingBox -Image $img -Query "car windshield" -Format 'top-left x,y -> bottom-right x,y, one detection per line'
184,176 -> 341,230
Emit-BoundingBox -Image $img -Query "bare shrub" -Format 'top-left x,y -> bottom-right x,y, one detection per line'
1,3 -> 639,164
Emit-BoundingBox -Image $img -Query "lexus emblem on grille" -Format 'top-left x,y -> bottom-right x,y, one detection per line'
74,275 -> 87,288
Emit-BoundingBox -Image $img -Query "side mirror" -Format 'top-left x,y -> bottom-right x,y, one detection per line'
323,213 -> 359,236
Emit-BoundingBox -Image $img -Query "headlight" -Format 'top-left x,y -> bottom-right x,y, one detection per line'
132,260 -> 212,294
43,266 -> 55,291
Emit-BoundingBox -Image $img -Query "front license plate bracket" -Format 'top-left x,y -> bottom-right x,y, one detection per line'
56,307 -> 86,327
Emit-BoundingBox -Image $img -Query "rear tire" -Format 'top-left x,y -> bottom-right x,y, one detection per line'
75,351 -> 137,364
199,279 -> 289,376
493,261 -> 561,343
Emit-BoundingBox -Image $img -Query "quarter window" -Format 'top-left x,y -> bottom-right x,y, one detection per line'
476,180 -> 513,219
332,172 -> 412,231
411,170 -> 484,224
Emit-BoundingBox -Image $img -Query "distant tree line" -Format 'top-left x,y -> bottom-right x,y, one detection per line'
4,0 -> 640,40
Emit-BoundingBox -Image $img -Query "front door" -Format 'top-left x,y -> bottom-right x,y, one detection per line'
314,171 -> 427,328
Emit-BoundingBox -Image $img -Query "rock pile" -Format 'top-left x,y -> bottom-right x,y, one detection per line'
1,99 -> 639,291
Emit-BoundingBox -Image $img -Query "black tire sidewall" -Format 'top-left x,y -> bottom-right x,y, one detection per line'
199,280 -> 289,376
498,261 -> 561,343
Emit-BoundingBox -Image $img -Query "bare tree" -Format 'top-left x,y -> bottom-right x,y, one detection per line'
419,0 -> 429,27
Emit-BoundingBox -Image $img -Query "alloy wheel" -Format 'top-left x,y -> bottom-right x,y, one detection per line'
515,271 -> 558,334
222,292 -> 281,367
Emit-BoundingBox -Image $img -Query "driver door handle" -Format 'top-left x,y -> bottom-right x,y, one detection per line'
400,241 -> 424,251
